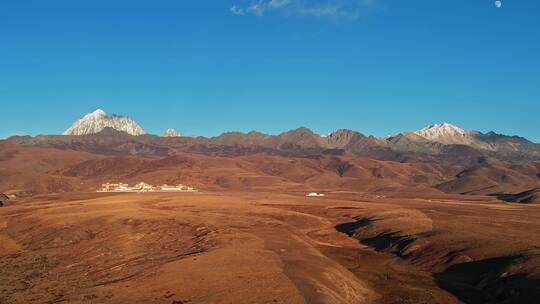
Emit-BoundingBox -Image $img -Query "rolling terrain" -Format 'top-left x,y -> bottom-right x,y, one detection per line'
2,132 -> 539,200
1,191 -> 540,303
1,113 -> 540,303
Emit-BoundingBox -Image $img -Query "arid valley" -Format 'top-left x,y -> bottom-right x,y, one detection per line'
1,113 -> 540,303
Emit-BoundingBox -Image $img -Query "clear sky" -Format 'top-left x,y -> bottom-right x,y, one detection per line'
1,0 -> 539,142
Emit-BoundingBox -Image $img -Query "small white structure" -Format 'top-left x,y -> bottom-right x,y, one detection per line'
100,182 -> 131,192
160,184 -> 198,192
160,184 -> 182,191
115,183 -> 131,192
306,192 -> 325,197
134,182 -> 154,192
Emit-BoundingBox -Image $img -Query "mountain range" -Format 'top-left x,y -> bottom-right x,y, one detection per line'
2,109 -> 539,201
11,109 -> 540,161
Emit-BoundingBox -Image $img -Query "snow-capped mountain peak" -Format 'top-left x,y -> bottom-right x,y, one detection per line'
163,128 -> 181,137
63,109 -> 146,136
410,122 -> 478,145
414,122 -> 467,139
89,108 -> 106,117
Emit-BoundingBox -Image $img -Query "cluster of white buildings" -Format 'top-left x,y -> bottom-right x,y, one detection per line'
98,182 -> 198,193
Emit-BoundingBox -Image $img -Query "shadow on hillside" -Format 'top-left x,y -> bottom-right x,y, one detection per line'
493,188 -> 539,204
334,218 -> 540,304
334,217 -> 373,236
434,255 -> 540,304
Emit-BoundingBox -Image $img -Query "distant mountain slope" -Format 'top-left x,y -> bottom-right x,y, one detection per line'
8,126 -> 540,162
474,131 -> 540,157
7,109 -> 540,161
0,141 -> 457,196
389,123 -> 540,159
64,109 -> 146,136
1,138 -> 539,199
435,159 -> 540,195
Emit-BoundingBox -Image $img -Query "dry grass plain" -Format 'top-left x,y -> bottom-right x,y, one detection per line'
1,191 -> 539,303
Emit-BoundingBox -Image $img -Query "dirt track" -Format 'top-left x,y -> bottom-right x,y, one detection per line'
1,191 -> 539,303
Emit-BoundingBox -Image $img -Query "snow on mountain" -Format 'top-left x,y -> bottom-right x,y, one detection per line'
413,122 -> 476,145
163,128 -> 181,137
63,109 -> 146,136
415,123 -> 466,139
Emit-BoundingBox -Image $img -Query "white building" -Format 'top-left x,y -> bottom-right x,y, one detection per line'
100,182 -> 130,192
159,184 -> 198,192
134,182 -> 154,192
116,183 -> 131,191
306,192 -> 325,197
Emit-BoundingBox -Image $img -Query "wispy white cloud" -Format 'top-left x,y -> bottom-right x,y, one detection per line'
230,5 -> 245,15
268,0 -> 291,9
230,0 -> 378,20
247,2 -> 265,16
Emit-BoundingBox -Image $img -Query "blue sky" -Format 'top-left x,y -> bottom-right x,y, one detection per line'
1,0 -> 539,142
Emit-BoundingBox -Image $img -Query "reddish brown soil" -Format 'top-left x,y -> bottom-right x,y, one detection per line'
1,191 -> 539,303
2,144 -> 539,198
